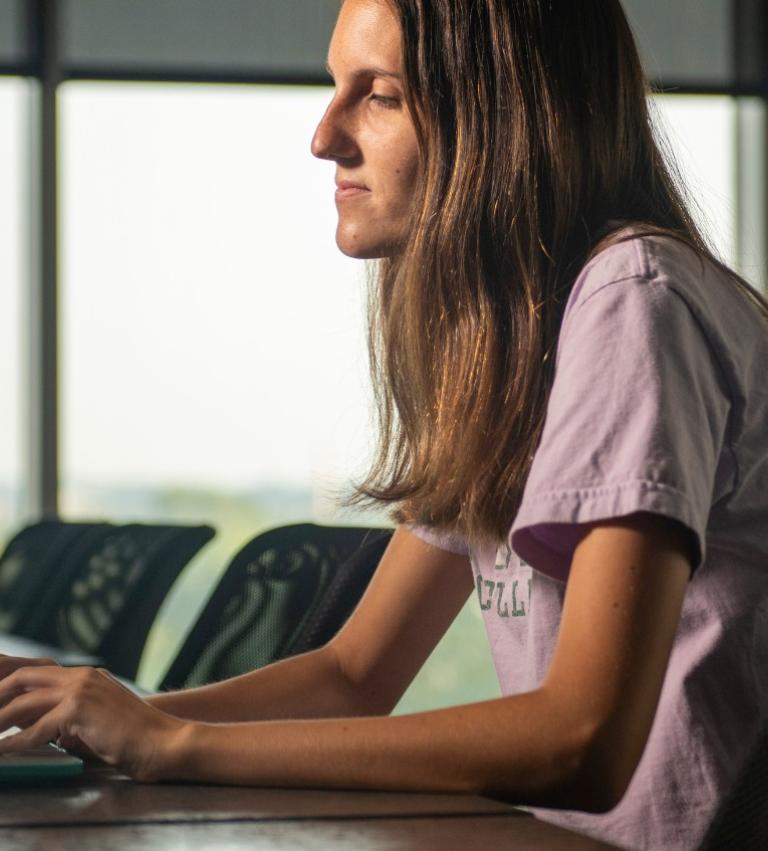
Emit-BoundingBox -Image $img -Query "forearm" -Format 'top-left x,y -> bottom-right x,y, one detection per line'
155,688 -> 604,811
147,645 -> 381,723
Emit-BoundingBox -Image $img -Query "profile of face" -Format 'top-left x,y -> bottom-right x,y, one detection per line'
311,0 -> 420,260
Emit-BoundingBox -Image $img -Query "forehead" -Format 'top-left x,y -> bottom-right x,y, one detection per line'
327,0 -> 402,74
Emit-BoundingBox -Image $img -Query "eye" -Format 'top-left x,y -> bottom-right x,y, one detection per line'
369,94 -> 399,110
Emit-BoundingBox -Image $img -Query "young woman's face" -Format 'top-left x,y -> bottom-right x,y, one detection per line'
311,0 -> 419,259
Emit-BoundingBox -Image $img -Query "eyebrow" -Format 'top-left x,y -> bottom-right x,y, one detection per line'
324,61 -> 402,81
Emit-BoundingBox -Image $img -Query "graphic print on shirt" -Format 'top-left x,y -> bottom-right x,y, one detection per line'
470,541 -> 532,619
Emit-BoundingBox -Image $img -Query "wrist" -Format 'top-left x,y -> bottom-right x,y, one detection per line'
145,716 -> 200,782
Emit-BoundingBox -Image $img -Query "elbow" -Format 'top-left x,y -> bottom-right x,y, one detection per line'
566,770 -> 630,815
527,685 -> 646,814
561,727 -> 640,814
474,718 -> 636,814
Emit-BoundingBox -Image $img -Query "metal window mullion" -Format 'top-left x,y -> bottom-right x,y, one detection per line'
25,0 -> 60,518
733,0 -> 768,293
734,99 -> 768,293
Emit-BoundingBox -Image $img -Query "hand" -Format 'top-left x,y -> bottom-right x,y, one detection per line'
0,653 -> 60,677
0,657 -> 187,782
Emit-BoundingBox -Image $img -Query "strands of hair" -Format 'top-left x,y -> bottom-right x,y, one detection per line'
343,0 -> 768,549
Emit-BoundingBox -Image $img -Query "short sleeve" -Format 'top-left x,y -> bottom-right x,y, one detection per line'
510,277 -> 732,582
405,524 -> 470,556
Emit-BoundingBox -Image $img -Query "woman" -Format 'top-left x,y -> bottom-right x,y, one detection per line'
1,2 -> 767,849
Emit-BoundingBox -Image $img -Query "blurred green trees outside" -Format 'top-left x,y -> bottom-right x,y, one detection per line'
0,483 -> 500,709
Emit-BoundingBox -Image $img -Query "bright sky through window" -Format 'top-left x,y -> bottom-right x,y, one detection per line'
61,83 -> 373,500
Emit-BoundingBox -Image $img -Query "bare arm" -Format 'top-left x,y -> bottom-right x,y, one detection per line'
147,527 -> 474,722
0,515 -> 690,813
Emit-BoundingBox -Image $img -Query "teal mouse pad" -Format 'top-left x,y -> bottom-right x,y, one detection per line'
0,729 -> 84,782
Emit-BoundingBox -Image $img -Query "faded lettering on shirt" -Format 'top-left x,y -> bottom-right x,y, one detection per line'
471,541 -> 532,619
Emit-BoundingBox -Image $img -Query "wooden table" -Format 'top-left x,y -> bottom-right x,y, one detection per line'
0,765 -> 621,850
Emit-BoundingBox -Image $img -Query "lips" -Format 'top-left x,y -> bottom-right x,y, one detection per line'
336,180 -> 369,191
335,180 -> 371,200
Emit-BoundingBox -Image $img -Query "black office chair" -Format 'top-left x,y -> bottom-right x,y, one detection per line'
289,530 -> 393,654
699,720 -> 768,850
158,523 -> 393,691
0,520 -> 113,634
17,522 -> 215,680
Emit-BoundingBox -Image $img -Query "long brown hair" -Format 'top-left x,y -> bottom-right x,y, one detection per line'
346,0 -> 768,549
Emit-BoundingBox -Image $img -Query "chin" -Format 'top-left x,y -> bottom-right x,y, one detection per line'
337,243 -> 387,260
335,225 -> 396,260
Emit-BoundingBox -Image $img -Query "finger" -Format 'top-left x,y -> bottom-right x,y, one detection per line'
0,688 -> 62,739
0,710 -> 64,753
0,666 -> 66,708
0,665 -> 66,698
0,653 -> 58,668
0,666 -> 112,709
0,656 -> 58,679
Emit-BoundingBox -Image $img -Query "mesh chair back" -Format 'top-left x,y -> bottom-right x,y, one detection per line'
699,721 -> 768,850
159,523 -> 391,691
0,521 -> 113,634
289,530 -> 392,654
19,522 -> 214,679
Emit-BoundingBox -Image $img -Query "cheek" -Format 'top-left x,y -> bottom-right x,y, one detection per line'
370,123 -> 418,178
388,140 -> 420,198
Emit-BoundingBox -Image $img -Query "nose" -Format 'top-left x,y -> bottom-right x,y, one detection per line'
311,98 -> 357,162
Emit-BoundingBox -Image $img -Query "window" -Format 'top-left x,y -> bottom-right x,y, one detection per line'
0,78 -> 27,547
60,82 -> 382,684
654,95 -> 737,266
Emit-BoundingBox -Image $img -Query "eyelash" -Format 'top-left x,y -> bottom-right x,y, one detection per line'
369,94 -> 399,109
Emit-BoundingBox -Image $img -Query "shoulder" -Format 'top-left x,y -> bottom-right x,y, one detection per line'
565,231 -> 713,318
555,235 -> 700,364
556,231 -> 758,373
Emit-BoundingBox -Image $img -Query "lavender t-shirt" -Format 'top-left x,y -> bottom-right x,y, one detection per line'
411,234 -> 768,851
